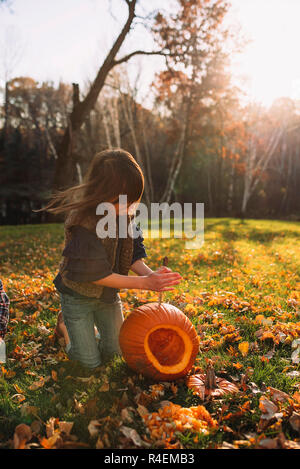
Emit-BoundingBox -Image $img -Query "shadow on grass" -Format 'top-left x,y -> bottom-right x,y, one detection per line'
221,228 -> 300,244
204,218 -> 300,245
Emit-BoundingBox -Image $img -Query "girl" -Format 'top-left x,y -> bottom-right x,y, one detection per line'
44,149 -> 182,370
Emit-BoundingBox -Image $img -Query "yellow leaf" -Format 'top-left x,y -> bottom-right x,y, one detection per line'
232,362 -> 243,370
40,433 -> 61,449
238,341 -> 249,357
255,315 -> 265,324
13,384 -> 24,394
260,331 -> 275,341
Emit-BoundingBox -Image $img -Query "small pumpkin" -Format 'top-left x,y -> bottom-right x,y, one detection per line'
119,302 -> 199,381
186,362 -> 240,399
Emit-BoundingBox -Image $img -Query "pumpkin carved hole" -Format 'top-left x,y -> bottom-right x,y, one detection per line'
147,327 -> 185,367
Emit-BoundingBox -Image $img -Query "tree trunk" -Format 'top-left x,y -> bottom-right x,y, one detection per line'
52,0 -> 137,191
227,160 -> 235,215
102,108 -> 113,149
160,85 -> 193,205
120,91 -> 151,206
140,109 -> 154,202
160,122 -> 187,204
241,126 -> 283,217
207,162 -> 214,214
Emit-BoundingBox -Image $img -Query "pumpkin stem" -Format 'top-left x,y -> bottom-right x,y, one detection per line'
158,257 -> 169,305
204,363 -> 218,390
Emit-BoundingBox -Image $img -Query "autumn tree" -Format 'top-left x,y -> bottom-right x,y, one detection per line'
52,0 -> 174,192
261,98 -> 300,217
150,0 -> 237,204
0,78 -> 72,223
240,103 -> 284,217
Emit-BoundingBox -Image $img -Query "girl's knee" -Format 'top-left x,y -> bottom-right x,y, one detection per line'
66,344 -> 101,369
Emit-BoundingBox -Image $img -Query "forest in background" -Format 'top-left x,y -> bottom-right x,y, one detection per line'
0,0 -> 300,225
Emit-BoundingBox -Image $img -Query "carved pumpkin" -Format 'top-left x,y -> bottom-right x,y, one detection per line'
119,302 -> 199,381
186,362 -> 240,399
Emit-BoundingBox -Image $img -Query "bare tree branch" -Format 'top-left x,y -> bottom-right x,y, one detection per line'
52,0 -> 139,190
112,49 -> 173,66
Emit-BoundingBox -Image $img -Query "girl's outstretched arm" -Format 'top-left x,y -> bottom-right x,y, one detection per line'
130,259 -> 153,276
92,269 -> 182,292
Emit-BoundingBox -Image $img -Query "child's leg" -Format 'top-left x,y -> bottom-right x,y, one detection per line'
59,293 -> 102,369
93,296 -> 124,362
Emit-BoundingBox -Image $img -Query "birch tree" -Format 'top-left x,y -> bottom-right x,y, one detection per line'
151,0 -> 234,204
241,105 -> 284,217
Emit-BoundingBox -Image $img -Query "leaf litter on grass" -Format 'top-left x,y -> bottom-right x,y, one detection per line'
0,220 -> 299,449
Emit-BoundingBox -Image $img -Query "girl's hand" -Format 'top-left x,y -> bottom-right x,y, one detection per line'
142,269 -> 182,292
156,266 -> 172,274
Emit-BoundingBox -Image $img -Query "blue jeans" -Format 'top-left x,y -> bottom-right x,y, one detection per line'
59,292 -> 124,369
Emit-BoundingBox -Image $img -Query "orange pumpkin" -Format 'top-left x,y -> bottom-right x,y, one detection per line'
119,302 -> 199,381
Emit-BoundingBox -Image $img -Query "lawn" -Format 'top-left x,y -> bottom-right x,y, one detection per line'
0,218 -> 299,449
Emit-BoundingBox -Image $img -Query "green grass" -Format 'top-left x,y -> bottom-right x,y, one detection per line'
0,218 -> 299,449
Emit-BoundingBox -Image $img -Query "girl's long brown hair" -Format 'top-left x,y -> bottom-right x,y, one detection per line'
41,149 -> 144,221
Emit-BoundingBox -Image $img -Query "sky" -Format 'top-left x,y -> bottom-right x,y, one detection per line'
229,0 -> 300,107
1,0 -> 300,108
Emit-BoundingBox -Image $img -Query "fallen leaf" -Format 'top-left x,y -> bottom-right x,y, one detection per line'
136,404 -> 148,418
4,369 -> 16,379
13,384 -> 24,394
258,438 -> 279,449
289,412 -> 300,433
88,420 -> 101,438
11,393 -> 26,403
20,403 -> 39,417
293,391 -> 300,404
119,426 -> 143,447
291,347 -> 300,364
292,339 -> 300,349
28,376 -> 46,391
232,362 -> 243,370
262,349 -> 275,360
120,391 -> 129,406
40,433 -> 62,449
99,382 -> 109,392
238,341 -> 249,357
219,442 -> 237,449
286,370 -> 300,378
121,407 -> 134,423
260,331 -> 276,342
31,420 -> 42,434
268,386 -> 290,403
74,398 -> 85,415
13,424 -> 32,449
259,396 -> 278,420
46,417 -> 58,438
248,381 -> 262,395
96,436 -> 104,449
159,400 -> 173,409
58,421 -> 74,435
37,325 -> 51,335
